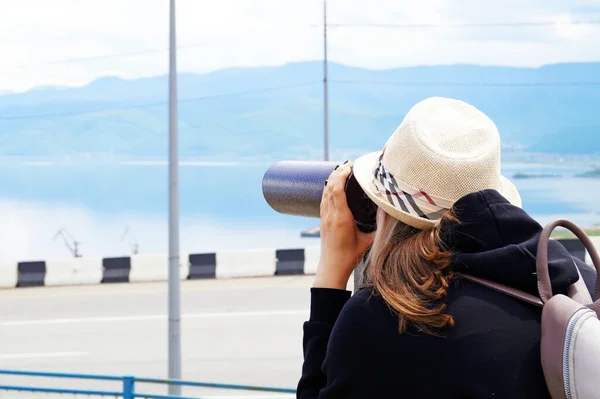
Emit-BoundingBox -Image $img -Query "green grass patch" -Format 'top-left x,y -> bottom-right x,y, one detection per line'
551,228 -> 600,239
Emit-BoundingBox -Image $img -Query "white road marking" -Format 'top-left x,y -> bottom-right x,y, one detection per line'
0,352 -> 88,359
0,310 -> 307,327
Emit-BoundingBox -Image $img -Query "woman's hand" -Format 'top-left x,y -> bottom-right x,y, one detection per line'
314,161 -> 376,290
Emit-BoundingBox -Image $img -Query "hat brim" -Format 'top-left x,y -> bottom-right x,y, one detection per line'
353,151 -> 522,230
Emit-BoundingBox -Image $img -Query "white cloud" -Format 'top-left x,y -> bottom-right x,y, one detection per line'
551,14 -> 596,40
1,0 -> 600,92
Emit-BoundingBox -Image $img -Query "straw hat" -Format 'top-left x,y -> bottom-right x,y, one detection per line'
353,97 -> 522,230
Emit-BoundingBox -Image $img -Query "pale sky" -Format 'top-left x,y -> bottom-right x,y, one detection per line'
2,0 -> 600,92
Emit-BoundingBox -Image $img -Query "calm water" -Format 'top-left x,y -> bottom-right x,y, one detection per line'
1,160 -> 599,260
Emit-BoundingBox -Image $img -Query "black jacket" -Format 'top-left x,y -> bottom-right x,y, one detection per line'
297,190 -> 597,398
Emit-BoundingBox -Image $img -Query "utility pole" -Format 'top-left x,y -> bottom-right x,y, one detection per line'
168,0 -> 182,395
323,0 -> 330,161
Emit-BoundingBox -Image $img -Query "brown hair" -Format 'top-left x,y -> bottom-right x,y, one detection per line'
361,208 -> 457,335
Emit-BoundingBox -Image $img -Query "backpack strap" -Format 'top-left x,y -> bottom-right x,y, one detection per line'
462,219 -> 599,308
458,273 -> 543,307
459,271 -> 594,308
537,219 -> 600,303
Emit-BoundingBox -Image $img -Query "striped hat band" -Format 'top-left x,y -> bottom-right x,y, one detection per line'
372,154 -> 453,221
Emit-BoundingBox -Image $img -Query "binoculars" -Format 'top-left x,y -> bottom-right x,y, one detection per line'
262,161 -> 378,233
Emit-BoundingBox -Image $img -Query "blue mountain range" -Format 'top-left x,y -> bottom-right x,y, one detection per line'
1,61 -> 599,158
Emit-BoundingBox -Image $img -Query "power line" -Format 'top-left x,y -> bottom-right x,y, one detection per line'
180,81 -> 319,102
4,79 -> 596,121
3,79 -> 599,121
0,81 -> 320,121
19,41 -> 217,68
330,79 -> 600,87
0,99 -> 165,120
323,20 -> 600,29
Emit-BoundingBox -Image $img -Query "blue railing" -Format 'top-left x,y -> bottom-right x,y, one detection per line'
0,369 -> 296,398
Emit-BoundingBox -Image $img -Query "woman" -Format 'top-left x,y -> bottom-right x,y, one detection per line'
297,97 -> 597,398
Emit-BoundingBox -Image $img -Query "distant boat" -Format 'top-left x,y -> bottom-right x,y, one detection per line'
513,172 -> 562,179
301,226 -> 321,238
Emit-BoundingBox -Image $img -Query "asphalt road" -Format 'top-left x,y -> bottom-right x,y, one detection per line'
0,275 -> 351,398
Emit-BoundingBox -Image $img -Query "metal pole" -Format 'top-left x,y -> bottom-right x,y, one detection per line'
123,376 -> 135,399
323,0 -> 330,162
168,0 -> 182,395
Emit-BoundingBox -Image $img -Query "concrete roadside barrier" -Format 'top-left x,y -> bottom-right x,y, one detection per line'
45,258 -> 103,286
130,254 -> 168,283
188,253 -> 216,279
17,261 -> 46,288
555,236 -> 600,266
130,254 -> 190,282
557,238 -> 587,262
216,248 -> 277,279
585,236 -> 600,265
101,257 -> 131,284
179,252 -> 190,281
0,261 -> 17,288
4,246 -> 317,289
304,246 -> 320,275
275,249 -> 305,275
